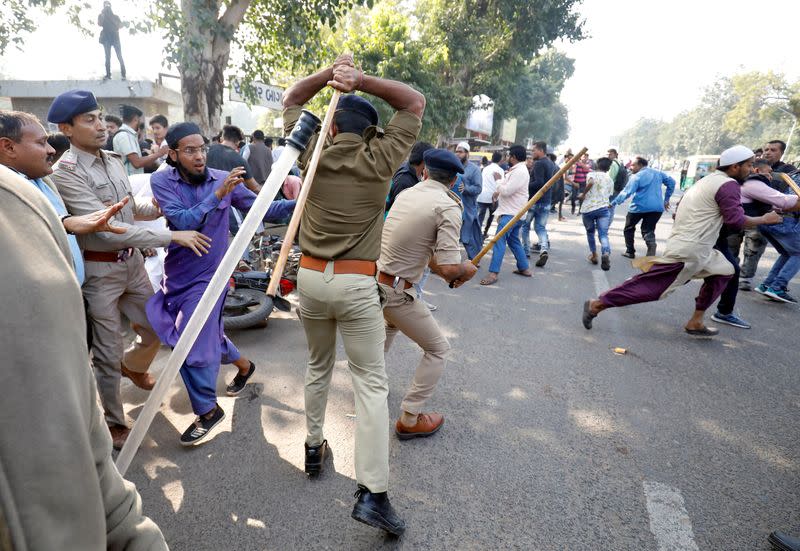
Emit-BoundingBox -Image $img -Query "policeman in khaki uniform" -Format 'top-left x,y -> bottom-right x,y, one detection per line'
48,90 -> 211,449
282,54 -> 425,536
378,149 -> 478,439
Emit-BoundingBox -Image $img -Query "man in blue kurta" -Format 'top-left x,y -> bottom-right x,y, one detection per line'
146,122 -> 295,446
453,141 -> 483,259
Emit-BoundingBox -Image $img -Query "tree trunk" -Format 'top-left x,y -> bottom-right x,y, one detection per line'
179,0 -> 251,136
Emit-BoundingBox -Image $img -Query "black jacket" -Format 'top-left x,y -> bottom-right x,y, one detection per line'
386,161 -> 420,212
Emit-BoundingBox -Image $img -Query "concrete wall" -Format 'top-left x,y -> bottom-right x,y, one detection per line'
10,97 -> 172,130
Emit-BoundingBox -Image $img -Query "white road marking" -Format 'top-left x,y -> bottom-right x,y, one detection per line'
643,480 -> 700,551
592,269 -> 609,296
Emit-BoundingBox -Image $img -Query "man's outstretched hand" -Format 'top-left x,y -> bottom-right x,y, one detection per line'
63,197 -> 129,235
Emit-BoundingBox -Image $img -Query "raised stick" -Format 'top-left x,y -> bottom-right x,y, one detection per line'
472,147 -> 588,265
265,91 -> 342,297
779,172 -> 800,197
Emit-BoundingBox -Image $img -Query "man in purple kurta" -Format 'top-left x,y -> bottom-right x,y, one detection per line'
582,145 -> 781,338
146,122 -> 295,446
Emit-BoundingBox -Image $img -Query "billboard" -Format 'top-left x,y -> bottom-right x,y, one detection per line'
465,94 -> 493,136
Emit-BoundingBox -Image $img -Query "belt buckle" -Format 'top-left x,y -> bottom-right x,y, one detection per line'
392,275 -> 401,289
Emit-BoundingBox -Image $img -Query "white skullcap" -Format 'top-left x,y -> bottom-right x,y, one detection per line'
719,145 -> 754,167
456,141 -> 470,152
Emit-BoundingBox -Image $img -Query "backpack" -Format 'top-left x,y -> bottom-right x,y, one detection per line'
613,160 -> 628,193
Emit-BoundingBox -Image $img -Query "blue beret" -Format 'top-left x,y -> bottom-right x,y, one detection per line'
165,122 -> 202,148
423,148 -> 465,174
47,89 -> 99,124
336,94 -> 379,126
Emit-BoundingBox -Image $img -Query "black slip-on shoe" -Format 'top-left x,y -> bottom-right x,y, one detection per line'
180,405 -> 225,446
600,254 -> 610,271
621,251 -> 635,259
305,439 -> 328,477
351,485 -> 406,536
769,531 -> 800,551
582,300 -> 596,330
535,251 -> 549,267
226,361 -> 256,396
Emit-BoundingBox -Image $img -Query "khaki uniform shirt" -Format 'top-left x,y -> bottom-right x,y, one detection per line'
51,145 -> 172,252
283,105 -> 422,261
377,179 -> 463,284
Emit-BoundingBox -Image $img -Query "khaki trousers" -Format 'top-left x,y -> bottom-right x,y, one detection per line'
82,251 -> 160,427
381,284 -> 451,414
298,265 -> 389,492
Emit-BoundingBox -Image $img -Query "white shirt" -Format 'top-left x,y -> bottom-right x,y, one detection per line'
494,161 -> 529,217
582,171 -> 613,213
272,145 -> 285,162
478,163 -> 503,203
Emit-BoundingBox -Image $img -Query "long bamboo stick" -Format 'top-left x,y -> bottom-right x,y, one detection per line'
472,147 -> 588,265
779,172 -> 800,197
265,92 -> 342,296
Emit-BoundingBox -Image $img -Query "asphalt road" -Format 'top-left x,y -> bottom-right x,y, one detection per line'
123,205 -> 799,551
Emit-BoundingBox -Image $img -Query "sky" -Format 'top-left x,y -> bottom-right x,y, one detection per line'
2,0 -> 799,151
556,0 -> 800,153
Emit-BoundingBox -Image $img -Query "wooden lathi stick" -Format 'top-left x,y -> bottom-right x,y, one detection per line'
472,147 -> 588,265
779,172 -> 800,197
265,88 -> 341,297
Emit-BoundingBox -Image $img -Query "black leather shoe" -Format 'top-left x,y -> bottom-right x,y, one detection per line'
769,531 -> 800,551
304,440 -> 328,477
351,485 -> 406,536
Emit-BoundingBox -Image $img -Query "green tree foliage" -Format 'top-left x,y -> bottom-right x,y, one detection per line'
315,0 -> 582,144
504,51 -> 575,146
619,71 -> 800,160
3,0 -> 362,134
3,0 -> 582,143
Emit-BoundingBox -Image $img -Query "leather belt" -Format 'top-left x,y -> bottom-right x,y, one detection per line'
377,271 -> 413,290
84,248 -> 134,262
299,255 -> 377,276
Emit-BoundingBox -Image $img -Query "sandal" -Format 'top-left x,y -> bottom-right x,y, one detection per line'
588,253 -> 598,265
512,269 -> 532,277
480,274 -> 498,286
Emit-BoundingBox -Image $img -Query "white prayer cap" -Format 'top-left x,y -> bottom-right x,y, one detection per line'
456,141 -> 470,152
719,145 -> 754,167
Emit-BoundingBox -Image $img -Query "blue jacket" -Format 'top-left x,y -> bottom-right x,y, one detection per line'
611,167 -> 675,213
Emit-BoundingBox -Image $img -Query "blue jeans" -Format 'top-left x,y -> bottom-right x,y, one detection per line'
521,202 -> 551,254
414,266 -> 431,298
489,215 -> 530,273
761,217 -> 800,290
582,207 -> 611,255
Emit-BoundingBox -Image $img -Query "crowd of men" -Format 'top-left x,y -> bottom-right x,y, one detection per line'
1,53 -> 799,548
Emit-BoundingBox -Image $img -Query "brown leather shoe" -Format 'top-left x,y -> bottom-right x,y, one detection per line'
395,413 -> 444,440
108,424 -> 130,450
121,364 -> 156,390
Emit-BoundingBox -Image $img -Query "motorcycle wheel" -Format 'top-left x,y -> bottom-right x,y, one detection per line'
224,289 -> 274,330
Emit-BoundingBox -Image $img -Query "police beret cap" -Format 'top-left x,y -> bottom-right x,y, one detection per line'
424,148 -> 465,174
336,94 -> 379,126
47,89 -> 99,124
165,122 -> 203,148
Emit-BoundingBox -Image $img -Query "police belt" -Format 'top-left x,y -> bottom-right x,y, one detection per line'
83,248 -> 135,262
377,271 -> 413,290
299,255 -> 377,276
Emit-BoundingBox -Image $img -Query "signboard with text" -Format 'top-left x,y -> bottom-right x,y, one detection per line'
229,79 -> 284,111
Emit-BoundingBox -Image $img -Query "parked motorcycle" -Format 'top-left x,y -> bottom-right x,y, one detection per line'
223,235 -> 301,330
